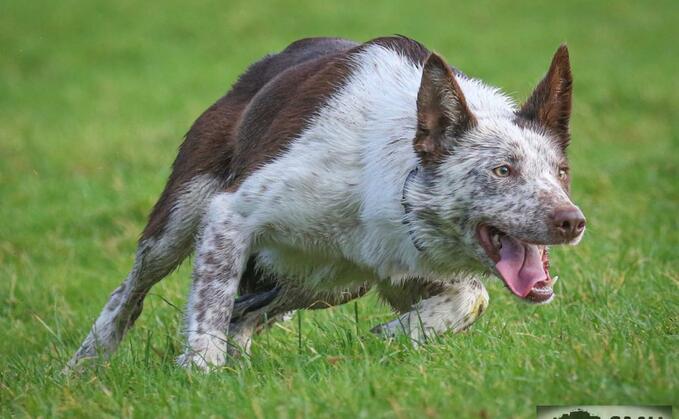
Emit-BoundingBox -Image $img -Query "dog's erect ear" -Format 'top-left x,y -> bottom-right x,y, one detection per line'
517,44 -> 573,149
415,53 -> 476,165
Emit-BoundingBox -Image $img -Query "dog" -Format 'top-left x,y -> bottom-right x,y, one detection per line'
67,36 -> 586,371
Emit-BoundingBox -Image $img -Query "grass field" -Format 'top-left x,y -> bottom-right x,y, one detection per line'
1,0 -> 677,417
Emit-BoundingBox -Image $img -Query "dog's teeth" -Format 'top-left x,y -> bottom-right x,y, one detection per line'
552,276 -> 559,283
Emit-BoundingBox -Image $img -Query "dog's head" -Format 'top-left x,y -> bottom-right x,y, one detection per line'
406,46 -> 585,303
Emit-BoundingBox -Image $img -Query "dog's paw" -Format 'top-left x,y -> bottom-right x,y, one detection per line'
178,332 -> 230,371
370,319 -> 401,338
177,347 -> 227,371
177,351 -> 226,372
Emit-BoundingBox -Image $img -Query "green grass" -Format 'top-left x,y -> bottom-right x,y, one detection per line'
1,0 -> 677,417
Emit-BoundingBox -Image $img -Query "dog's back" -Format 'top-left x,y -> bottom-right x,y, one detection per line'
143,37 -> 358,240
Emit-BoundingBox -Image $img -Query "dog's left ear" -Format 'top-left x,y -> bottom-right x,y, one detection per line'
415,53 -> 477,165
517,44 -> 573,149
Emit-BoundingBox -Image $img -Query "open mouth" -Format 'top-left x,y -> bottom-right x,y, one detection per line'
476,224 -> 554,303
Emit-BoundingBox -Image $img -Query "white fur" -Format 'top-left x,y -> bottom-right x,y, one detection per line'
373,278 -> 489,343
228,45 -> 521,288
180,193 -> 251,369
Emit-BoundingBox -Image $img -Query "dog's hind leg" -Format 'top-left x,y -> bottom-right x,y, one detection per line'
66,175 -> 220,371
372,277 -> 489,344
177,193 -> 253,370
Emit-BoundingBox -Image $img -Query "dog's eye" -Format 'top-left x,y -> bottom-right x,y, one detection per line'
492,165 -> 511,177
558,167 -> 569,179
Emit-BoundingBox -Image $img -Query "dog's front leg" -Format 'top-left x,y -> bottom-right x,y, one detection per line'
372,278 -> 489,344
177,194 -> 251,370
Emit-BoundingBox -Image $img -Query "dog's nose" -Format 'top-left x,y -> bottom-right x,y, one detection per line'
552,206 -> 586,240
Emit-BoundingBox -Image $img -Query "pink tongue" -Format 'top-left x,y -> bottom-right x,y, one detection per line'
496,236 -> 547,297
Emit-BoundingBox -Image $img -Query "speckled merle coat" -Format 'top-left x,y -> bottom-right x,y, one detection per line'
67,36 -> 586,371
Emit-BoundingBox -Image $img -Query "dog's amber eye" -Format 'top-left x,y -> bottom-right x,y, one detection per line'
558,167 -> 569,179
492,165 -> 511,177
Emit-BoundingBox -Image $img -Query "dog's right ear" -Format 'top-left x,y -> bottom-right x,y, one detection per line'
415,53 -> 476,165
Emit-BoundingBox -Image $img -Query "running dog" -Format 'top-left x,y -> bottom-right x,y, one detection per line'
67,36 -> 586,370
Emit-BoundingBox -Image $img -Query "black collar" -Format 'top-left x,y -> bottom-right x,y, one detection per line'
401,166 -> 424,252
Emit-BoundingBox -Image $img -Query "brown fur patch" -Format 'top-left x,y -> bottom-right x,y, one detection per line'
141,38 -> 358,239
414,53 -> 477,166
228,45 -> 358,185
516,44 -> 572,149
364,35 -> 430,65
